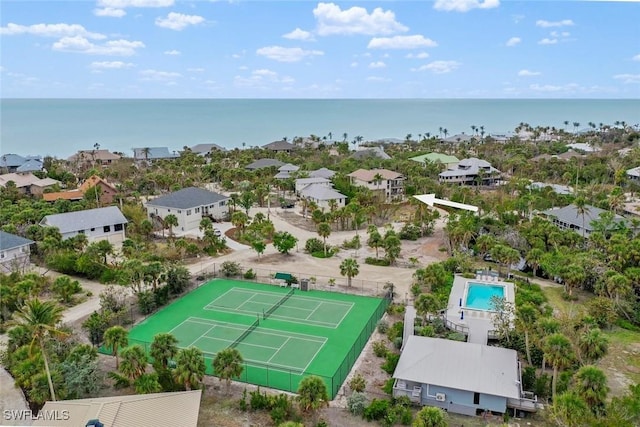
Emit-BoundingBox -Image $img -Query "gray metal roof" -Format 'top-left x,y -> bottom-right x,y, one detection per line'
132,147 -> 178,160
40,206 -> 128,234
146,187 -> 229,209
0,153 -> 27,168
0,231 -> 34,251
263,140 -> 296,151
529,182 -> 573,195
190,143 -> 226,154
627,166 -> 640,178
299,183 -> 346,201
351,147 -> 391,160
393,335 -> 520,399
245,158 -> 285,170
542,204 -> 626,231
309,167 -> 336,179
16,159 -> 44,172
33,390 -> 202,427
439,157 -> 501,178
278,163 -> 300,172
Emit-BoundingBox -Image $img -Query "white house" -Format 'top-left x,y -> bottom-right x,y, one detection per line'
347,168 -> 404,201
40,206 -> 128,245
299,184 -> 347,210
627,166 -> 640,183
295,177 -> 332,194
146,187 -> 230,233
438,158 -> 501,185
0,231 -> 34,273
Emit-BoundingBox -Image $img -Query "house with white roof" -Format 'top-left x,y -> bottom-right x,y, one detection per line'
627,166 -> 640,183
392,335 -> 537,416
190,143 -> 226,155
299,184 -> 347,210
295,177 -> 332,194
40,206 -> 128,245
146,187 -> 229,232
0,231 -> 34,273
274,163 -> 300,179
132,147 -> 178,164
348,168 -> 404,201
309,168 -> 336,179
438,158 -> 501,185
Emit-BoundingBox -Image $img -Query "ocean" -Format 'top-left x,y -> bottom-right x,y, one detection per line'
1,98 -> 638,159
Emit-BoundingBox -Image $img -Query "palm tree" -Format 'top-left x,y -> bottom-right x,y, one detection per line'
574,365 -> 609,413
212,348 -> 244,395
367,225 -> 383,258
578,327 -> 609,364
297,375 -> 329,425
164,214 -> 178,238
415,293 -> 441,323
174,347 -> 206,391
516,304 -> 538,365
134,373 -> 162,394
13,299 -> 65,401
317,222 -> 331,256
413,406 -> 447,427
104,325 -> 129,369
141,147 -> 151,164
373,172 -> 384,201
549,392 -> 590,427
573,196 -> 590,239
339,258 -> 359,287
150,333 -> 179,369
543,333 -> 575,399
119,345 -> 147,382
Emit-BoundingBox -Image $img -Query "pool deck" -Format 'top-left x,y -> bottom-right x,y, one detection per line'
445,274 -> 515,345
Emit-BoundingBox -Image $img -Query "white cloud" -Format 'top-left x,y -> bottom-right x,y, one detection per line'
350,62 -> 358,67
368,61 -> 386,68
253,69 -> 278,77
155,12 -> 205,30
506,37 -> 521,47
518,69 -> 541,77
0,23 -> 105,39
366,76 -> 390,82
234,68 -> 295,88
633,54 -> 640,61
97,0 -> 174,7
433,0 -> 500,12
313,3 -> 407,36
256,46 -> 323,62
613,74 -> 640,84
283,28 -> 314,41
232,50 -> 246,59
164,49 -> 180,55
413,60 -> 460,74
538,38 -> 557,45
406,52 -> 429,59
90,61 -> 134,69
536,19 -> 574,28
368,35 -> 437,50
93,7 -> 127,17
529,83 -> 579,92
139,69 -> 181,81
53,36 -> 145,56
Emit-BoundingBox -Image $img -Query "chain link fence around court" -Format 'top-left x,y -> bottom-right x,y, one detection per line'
193,262 -> 393,298
122,294 -> 390,399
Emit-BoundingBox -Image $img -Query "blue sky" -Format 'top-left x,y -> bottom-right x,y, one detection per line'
1,0 -> 639,98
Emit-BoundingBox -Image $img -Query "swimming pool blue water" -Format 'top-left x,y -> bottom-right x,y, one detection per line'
465,283 -> 505,310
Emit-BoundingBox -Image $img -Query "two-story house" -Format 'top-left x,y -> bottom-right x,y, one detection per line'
347,168 -> 404,201
438,158 -> 501,185
0,231 -> 34,273
40,206 -> 128,245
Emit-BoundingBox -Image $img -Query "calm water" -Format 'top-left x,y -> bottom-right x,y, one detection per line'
465,284 -> 505,311
1,98 -> 638,158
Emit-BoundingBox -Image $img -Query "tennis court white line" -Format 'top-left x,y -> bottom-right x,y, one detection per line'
266,337 -> 291,364
187,324 -> 219,349
335,302 -> 354,327
301,339 -> 326,374
197,335 -> 280,351
203,304 -> 336,328
229,287 -> 355,307
203,288 -> 237,310
236,293 -> 261,311
305,301 -> 323,321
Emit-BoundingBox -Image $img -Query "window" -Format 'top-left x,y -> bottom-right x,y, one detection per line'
114,224 -> 123,231
177,210 -> 182,214
187,210 -> 192,216
155,209 -> 158,214
195,207 -> 200,213
78,230 -> 85,234
220,201 -> 225,206
473,392 -> 480,405
103,225 -> 111,233
90,228 -> 95,231
0,252 -> 5,259
167,209 -> 171,212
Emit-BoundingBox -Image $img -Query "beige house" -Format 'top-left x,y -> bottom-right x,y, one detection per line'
0,172 -> 60,196
348,168 -> 404,201
33,390 -> 201,427
67,149 -> 122,167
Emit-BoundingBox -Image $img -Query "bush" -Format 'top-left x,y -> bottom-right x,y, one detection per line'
244,268 -> 256,280
381,353 -> 400,375
398,223 -> 421,241
347,391 -> 367,416
365,257 -> 390,267
341,235 -> 361,250
349,373 -> 366,392
418,325 -> 435,337
446,332 -> 467,342
534,373 -> 551,399
382,378 -> 395,395
221,261 -> 241,278
363,399 -> 391,421
304,238 -> 324,254
522,366 -> 537,391
137,290 -> 156,315
153,286 -> 169,307
387,321 -> 404,342
393,337 -> 403,350
373,341 -> 388,357
311,250 -> 335,259
377,319 -> 389,334
249,388 -> 270,410
393,405 -> 413,425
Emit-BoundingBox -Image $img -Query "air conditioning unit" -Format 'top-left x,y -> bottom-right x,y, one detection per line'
435,393 -> 446,402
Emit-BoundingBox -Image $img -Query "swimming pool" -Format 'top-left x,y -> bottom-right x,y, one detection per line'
464,283 -> 505,311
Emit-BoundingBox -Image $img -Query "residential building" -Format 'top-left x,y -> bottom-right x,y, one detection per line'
67,149 -> 122,167
0,172 -> 60,196
146,187 -> 230,232
0,231 -> 34,273
441,133 -> 475,144
132,147 -> 178,164
438,158 -> 501,185
299,184 -> 347,210
409,153 -> 460,169
0,154 -> 43,173
392,335 -> 536,416
295,177 -> 332,194
566,143 -> 601,153
190,143 -> 226,155
43,175 -> 118,205
348,168 -> 404,200
274,163 -> 300,179
627,166 -> 640,182
245,158 -> 285,171
262,140 -> 296,154
541,204 -> 627,237
351,146 -> 391,160
309,167 -> 336,179
40,206 -> 128,244
33,390 -> 201,427
528,182 -> 573,195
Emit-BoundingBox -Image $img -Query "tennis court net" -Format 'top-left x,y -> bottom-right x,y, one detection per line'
229,318 -> 259,349
263,288 -> 295,319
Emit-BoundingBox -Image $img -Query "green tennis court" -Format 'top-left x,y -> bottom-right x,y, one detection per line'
124,279 -> 388,398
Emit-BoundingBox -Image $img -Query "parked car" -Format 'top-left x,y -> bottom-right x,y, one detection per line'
213,228 -> 222,237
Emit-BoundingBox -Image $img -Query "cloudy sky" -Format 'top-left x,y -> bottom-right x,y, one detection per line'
1,0 -> 639,98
